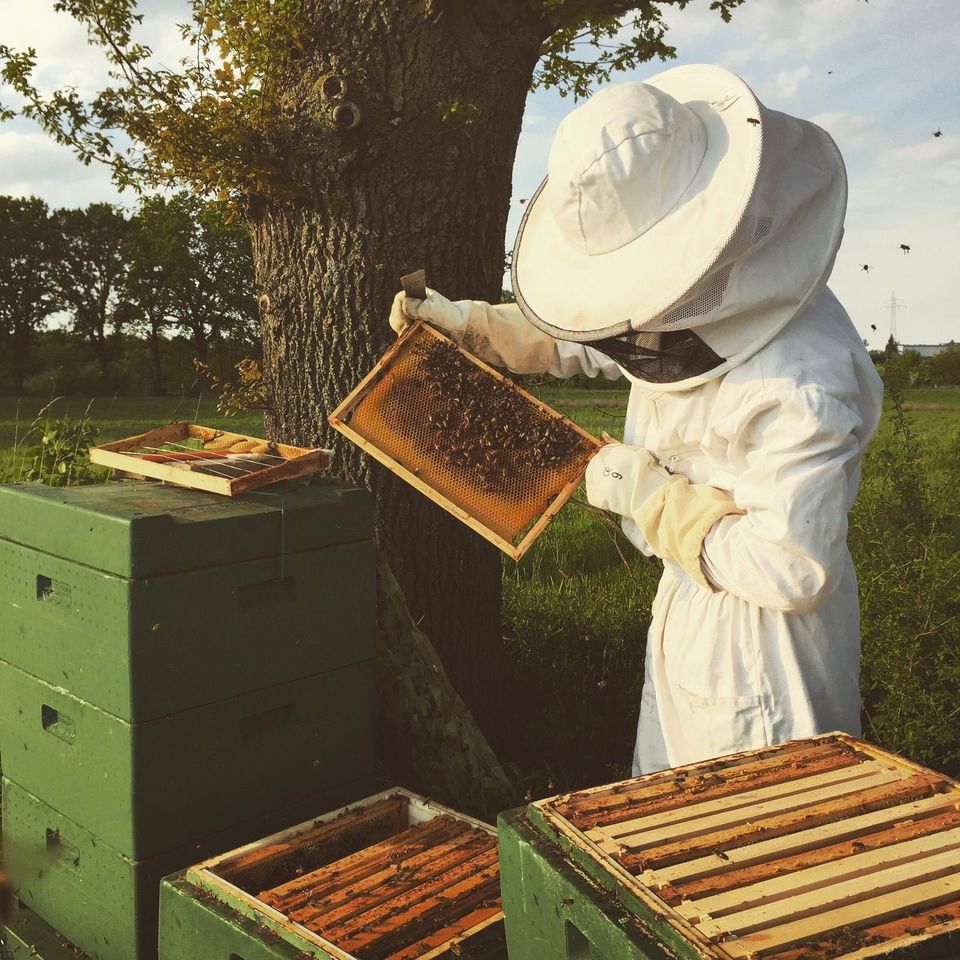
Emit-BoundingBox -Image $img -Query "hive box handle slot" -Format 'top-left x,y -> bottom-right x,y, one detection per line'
41,704 -> 76,744
565,920 -> 596,959
45,828 -> 80,871
36,574 -> 71,607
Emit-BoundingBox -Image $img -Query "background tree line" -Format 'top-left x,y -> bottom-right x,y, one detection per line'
869,335 -> 960,389
0,192 -> 258,397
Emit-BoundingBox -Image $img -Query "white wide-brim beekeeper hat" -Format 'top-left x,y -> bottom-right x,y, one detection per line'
511,64 -> 847,390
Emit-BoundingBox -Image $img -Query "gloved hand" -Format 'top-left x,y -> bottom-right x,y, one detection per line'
388,287 -> 470,339
585,441 -> 671,517
585,440 -> 744,591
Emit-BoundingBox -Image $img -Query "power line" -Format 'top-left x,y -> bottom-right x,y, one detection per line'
882,290 -> 906,340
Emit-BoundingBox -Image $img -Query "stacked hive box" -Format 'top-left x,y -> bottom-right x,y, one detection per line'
499,734 -> 960,960
0,481 -> 378,960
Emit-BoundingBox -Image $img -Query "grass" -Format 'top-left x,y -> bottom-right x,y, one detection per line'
0,395 -> 266,478
0,395 -> 265,448
2,387 -> 959,792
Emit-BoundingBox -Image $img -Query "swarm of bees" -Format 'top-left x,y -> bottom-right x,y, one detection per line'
412,338 -> 592,495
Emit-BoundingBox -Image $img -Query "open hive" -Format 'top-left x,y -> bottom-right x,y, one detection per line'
329,322 -> 601,559
522,734 -> 960,960
89,421 -> 330,496
162,789 -> 505,960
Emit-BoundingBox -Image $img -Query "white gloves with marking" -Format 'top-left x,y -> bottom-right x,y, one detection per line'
585,442 -> 671,517
389,288 -> 469,340
586,441 -> 745,590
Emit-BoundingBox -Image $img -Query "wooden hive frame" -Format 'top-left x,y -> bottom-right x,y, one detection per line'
531,734 -> 960,960
89,421 -> 331,496
328,321 -> 601,561
183,788 -> 504,960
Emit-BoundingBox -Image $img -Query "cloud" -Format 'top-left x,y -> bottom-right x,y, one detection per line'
809,112 -> 879,152
832,133 -> 960,346
0,1 -> 192,102
719,0 -> 893,67
0,129 -> 125,209
774,66 -> 811,99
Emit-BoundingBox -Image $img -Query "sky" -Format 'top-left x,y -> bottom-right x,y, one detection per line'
1,0 -> 958,349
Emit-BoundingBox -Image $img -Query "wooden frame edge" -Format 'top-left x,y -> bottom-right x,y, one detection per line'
183,787 -> 500,960
88,422 -> 329,497
328,321 -> 600,561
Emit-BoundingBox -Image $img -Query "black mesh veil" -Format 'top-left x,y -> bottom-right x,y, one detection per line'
589,328 -> 723,383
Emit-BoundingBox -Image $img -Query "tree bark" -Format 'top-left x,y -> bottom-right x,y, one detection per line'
249,1 -> 543,747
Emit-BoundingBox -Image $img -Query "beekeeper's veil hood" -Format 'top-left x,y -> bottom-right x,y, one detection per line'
511,64 -> 847,390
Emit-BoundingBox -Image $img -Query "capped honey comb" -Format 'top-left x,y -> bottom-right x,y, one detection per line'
329,322 -> 601,559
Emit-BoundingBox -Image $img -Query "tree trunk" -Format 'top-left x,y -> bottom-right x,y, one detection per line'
148,318 -> 165,396
93,322 -> 109,377
193,323 -> 208,364
11,320 -> 27,396
250,2 -> 543,747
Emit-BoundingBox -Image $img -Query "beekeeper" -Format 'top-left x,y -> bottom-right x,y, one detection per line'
389,64 -> 883,775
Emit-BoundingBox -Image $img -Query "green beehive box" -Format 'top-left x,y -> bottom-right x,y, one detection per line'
1,777 -> 376,960
498,735 -> 960,960
158,789 -> 507,960
0,658 -> 376,860
0,901 -> 87,959
0,482 -> 374,722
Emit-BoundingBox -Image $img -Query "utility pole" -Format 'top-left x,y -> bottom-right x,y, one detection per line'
883,291 -> 906,341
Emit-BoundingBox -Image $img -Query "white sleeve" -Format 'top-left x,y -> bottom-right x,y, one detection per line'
451,301 -> 623,381
700,386 -> 865,613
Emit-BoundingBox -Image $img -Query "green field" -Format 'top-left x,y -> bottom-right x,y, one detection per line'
2,385 -> 957,454
2,387 -> 959,792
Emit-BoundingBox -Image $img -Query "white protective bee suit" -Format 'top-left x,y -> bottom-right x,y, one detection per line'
390,65 -> 883,775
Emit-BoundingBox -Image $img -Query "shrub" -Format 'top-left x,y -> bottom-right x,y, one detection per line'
852,385 -> 960,775
0,400 -> 109,487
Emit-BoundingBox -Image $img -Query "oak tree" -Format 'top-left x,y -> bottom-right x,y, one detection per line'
158,193 -> 258,362
53,202 -> 131,378
119,195 -> 177,395
0,196 -> 60,395
2,0 -> 742,742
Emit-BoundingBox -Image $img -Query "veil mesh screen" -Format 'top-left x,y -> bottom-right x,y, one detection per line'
590,328 -> 724,383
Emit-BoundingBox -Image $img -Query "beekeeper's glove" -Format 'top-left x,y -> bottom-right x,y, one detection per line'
586,441 -> 744,590
389,288 -> 469,339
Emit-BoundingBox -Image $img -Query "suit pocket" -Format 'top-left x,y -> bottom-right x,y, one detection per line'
675,683 -> 768,760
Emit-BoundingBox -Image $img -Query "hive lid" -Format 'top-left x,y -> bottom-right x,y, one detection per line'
529,734 -> 960,960
0,481 -> 371,577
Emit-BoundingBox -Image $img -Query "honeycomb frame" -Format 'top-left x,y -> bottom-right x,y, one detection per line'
329,322 -> 602,560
